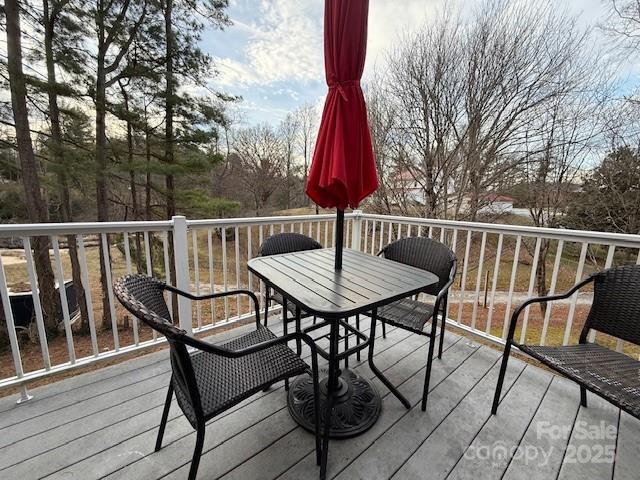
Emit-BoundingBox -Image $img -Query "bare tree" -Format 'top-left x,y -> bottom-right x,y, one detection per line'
233,124 -> 285,215
279,113 -> 300,209
295,102 -> 317,208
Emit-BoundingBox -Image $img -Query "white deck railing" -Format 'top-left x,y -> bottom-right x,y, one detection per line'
1,211 -> 639,402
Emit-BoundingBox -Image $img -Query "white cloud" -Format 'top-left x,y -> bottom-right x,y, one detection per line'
214,0 -> 323,87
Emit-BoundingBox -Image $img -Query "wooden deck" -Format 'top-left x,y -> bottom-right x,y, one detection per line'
0,314 -> 638,480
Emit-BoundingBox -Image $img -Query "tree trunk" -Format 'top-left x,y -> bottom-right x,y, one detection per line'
95,6 -> 112,330
164,0 -> 178,318
42,0 -> 89,330
6,0 -> 60,334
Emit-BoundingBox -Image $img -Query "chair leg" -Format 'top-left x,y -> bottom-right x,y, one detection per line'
381,319 -> 386,338
263,290 -> 270,327
421,333 -> 436,411
355,314 -> 361,361
491,341 -> 513,415
438,301 -> 447,359
155,383 -> 173,452
188,424 -> 206,480
580,386 -> 587,408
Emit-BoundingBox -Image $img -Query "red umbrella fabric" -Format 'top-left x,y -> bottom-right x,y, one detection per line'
306,0 -> 378,211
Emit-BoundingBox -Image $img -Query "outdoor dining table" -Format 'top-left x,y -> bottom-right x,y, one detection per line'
247,247 -> 438,438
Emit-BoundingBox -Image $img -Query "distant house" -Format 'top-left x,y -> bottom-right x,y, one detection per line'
390,170 -> 454,206
477,193 -> 515,215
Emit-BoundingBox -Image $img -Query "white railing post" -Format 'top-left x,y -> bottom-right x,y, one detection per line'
172,216 -> 192,334
351,209 -> 363,251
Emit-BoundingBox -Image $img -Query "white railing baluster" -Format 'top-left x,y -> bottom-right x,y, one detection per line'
123,232 -> 132,274
124,231 -> 141,341
440,227 -> 445,243
207,229 -> 215,324
52,237 -> 76,363
503,235 -> 522,340
540,240 -> 564,346
280,223 -> 285,234
564,242 -> 588,346
22,237 -> 51,369
143,232 -> 152,276
370,221 -> 377,254
235,226 -> 241,315
316,221 -> 321,243
247,226 -> 253,312
162,232 -> 172,326
471,232 -> 487,330
397,222 -> 402,240
77,235 -> 98,356
143,231 -> 156,340
457,230 -> 473,324
192,230 -> 201,329
259,225 -> 265,309
486,233 -> 503,335
387,221 -> 392,244
100,233 -> 120,350
363,220 -> 369,252
332,220 -> 336,247
428,226 -> 433,238
520,237 -> 542,344
379,221 -> 385,252
0,253 -> 26,381
605,245 -> 620,349
221,227 -> 229,321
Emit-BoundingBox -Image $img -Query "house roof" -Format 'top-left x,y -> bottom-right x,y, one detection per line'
481,193 -> 515,203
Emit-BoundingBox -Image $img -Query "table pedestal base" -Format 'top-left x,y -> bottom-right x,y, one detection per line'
287,368 -> 382,438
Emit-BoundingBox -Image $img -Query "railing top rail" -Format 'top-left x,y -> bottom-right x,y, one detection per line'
186,212 -> 351,229
362,213 -> 640,247
0,220 -> 173,238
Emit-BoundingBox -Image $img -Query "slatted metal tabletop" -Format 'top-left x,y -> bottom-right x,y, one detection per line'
247,248 -> 438,319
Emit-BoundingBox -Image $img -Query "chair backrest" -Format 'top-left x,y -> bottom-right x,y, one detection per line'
380,236 -> 456,296
113,274 -> 204,423
581,265 -> 640,346
258,232 -> 322,257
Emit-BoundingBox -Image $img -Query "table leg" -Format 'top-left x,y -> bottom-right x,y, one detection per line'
368,308 -> 411,409
282,298 -> 289,391
343,318 -> 349,370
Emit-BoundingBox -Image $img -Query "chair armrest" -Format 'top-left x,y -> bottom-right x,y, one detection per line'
504,275 -> 595,343
164,285 -> 261,326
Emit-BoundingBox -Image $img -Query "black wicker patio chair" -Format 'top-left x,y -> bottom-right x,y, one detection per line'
259,232 -> 322,323
113,274 -> 321,480
372,236 -> 456,411
492,264 -> 640,419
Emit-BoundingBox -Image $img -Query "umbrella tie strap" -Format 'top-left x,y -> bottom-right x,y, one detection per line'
328,79 -> 360,101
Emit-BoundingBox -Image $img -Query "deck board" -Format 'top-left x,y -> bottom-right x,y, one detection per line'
0,316 -> 638,480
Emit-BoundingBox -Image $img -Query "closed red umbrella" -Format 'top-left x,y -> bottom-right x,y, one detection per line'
306,0 -> 378,269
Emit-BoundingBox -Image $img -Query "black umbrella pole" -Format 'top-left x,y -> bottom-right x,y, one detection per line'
335,209 -> 344,270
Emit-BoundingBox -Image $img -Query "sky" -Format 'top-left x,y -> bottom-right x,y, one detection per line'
202,0 -> 632,126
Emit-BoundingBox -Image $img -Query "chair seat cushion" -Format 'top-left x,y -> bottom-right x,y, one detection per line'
520,343 -> 640,417
173,326 -> 308,425
377,298 -> 435,334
